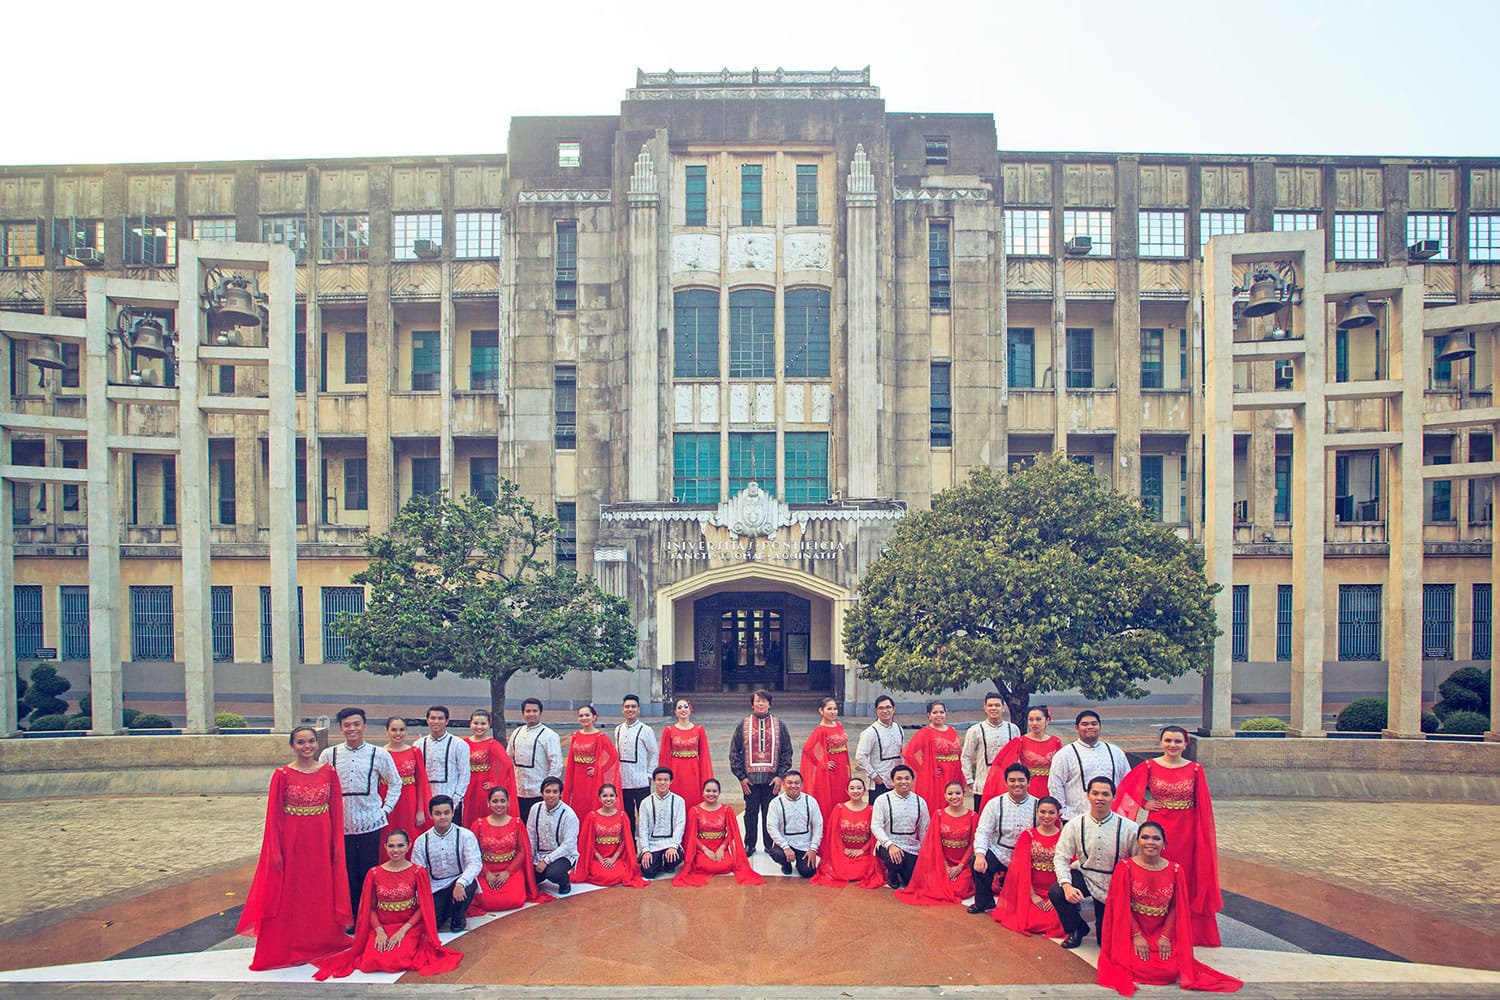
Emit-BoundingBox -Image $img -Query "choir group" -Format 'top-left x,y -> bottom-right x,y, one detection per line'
237,692 -> 1243,995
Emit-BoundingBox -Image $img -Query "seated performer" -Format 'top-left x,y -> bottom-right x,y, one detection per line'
996,795 -> 1066,937
1095,822 -> 1243,997
313,829 -> 462,981
467,786 -> 550,913
810,777 -> 886,888
576,784 -> 647,888
674,779 -> 765,886
766,769 -> 823,878
895,781 -> 978,906
1051,775 -> 1140,949
969,762 -> 1038,915
871,764 -> 930,889
526,776 -> 580,895
637,766 -> 687,878
411,795 -> 482,933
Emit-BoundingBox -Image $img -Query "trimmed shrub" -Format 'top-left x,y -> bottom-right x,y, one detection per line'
1439,667 -> 1491,713
66,715 -> 91,730
1440,711 -> 1491,736
1335,697 -> 1388,732
1239,716 -> 1288,732
26,713 -> 70,732
1421,711 -> 1441,734
21,664 -> 70,722
121,708 -> 141,728
1433,687 -> 1483,719
78,695 -> 91,717
129,713 -> 172,729
215,711 -> 248,729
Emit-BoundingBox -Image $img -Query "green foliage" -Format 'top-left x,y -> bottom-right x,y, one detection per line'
1239,716 -> 1288,732
66,715 -> 91,730
1439,667 -> 1490,714
1335,697 -> 1388,732
26,713 -> 70,732
121,708 -> 141,728
1421,711 -> 1441,734
1434,688 -> 1482,719
78,695 -> 92,718
1439,710 -> 1490,735
215,711 -> 248,729
21,664 -> 71,721
336,485 -> 636,731
843,456 -> 1221,722
129,713 -> 172,729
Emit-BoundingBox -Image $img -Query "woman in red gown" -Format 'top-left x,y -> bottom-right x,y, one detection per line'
238,725 -> 352,971
810,778 -> 886,889
563,704 -> 620,813
463,709 -> 517,827
1114,725 -> 1224,947
381,716 -> 430,844
673,779 -> 764,886
995,795 -> 1065,937
895,781 -> 978,906
313,829 -> 463,980
799,696 -> 850,827
903,701 -> 963,817
983,706 -> 1062,807
659,698 -> 713,811
1096,822 -> 1242,997
466,785 -> 552,913
576,784 -> 648,888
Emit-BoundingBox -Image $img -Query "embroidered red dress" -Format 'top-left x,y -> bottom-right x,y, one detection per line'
660,724 -> 714,810
995,826 -> 1064,937
238,765 -> 352,971
799,723 -> 851,827
381,746 -> 431,843
1114,760 -> 1223,947
894,809 -> 978,906
312,864 -> 462,980
983,734 -> 1064,807
576,809 -> 648,888
465,815 -> 552,913
809,803 -> 886,888
673,804 -> 765,886
1096,859 -> 1242,997
563,730 -> 621,813
463,737 -> 517,825
904,725 -> 964,817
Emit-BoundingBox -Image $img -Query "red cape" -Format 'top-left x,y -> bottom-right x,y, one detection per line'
673,805 -> 766,886
809,802 -> 887,888
382,745 -> 432,842
894,809 -> 977,906
995,826 -> 1064,937
238,766 -> 352,940
576,808 -> 648,888
463,737 -> 518,824
466,814 -> 553,913
799,723 -> 851,827
903,726 -> 962,818
659,724 -> 714,811
1114,760 -> 1223,946
1096,859 -> 1242,996
313,864 -> 462,980
563,731 -> 621,813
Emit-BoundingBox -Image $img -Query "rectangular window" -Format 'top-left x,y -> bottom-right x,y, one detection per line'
61,443 -> 81,511
124,217 -> 176,266
1063,209 -> 1112,256
783,432 -> 829,503
1003,209 -> 1050,257
684,165 -> 708,226
672,433 -> 721,504
259,586 -> 304,663
924,136 -> 950,165
673,289 -> 720,378
1274,453 -> 1292,522
1231,585 -> 1249,661
321,587 -> 364,662
0,221 -> 44,268
1470,215 -> 1500,262
13,585 -> 42,659
1338,583 -> 1382,661
740,165 -> 763,226
455,211 -> 503,259
729,432 -> 777,496
1007,328 -> 1035,388
1422,583 -> 1455,660
556,503 -> 577,565
470,457 -> 498,505
784,289 -> 830,377
319,214 -> 369,263
1407,213 -> 1451,261
1066,328 -> 1094,388
1335,450 -> 1381,522
555,223 -> 577,310
1474,584 -> 1492,660
411,331 -> 439,391
1141,455 -> 1164,521
728,288 -> 775,378
1334,212 -> 1381,261
557,140 -> 581,168
795,165 -> 818,226
393,213 -> 442,260
1276,584 -> 1293,661
344,331 -> 367,385
61,585 -> 89,660
1273,211 -> 1321,233
261,216 -> 308,264
211,585 -> 234,662
192,218 -> 236,241
1428,454 -> 1453,523
343,458 -> 368,511
555,366 -> 577,450
1199,211 -> 1246,256
411,457 -> 440,499
131,585 -> 174,661
54,218 -> 104,263
218,364 -> 235,394
1138,211 -> 1186,258
294,331 -> 306,393
217,457 -> 236,525
470,330 -> 499,390
930,362 -> 952,447
130,454 -> 177,525
1141,328 -> 1164,389
929,221 -> 951,310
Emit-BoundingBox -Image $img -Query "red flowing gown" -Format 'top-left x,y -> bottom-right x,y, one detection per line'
1114,760 -> 1223,947
463,737 -> 518,825
576,809 -> 648,888
894,810 -> 978,906
660,725 -> 714,811
673,805 -> 765,886
563,731 -> 621,813
312,864 -> 462,980
466,815 -> 553,913
381,746 -> 431,843
238,765 -> 352,971
983,734 -> 1063,807
809,803 -> 886,888
995,827 -> 1064,936
799,723 -> 851,827
903,726 -> 963,818
1096,860 -> 1243,997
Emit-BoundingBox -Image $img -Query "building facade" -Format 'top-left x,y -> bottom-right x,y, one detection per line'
2,68 -> 1498,733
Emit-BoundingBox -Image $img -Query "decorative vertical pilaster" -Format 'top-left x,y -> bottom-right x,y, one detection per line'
175,244 -> 215,733
85,280 -> 123,734
628,145 -> 661,501
1385,270 -> 1427,737
846,144 -> 878,498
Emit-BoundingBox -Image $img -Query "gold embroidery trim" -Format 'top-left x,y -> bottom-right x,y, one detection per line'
700,830 -> 727,840
483,849 -> 517,864
377,898 -> 417,911
574,754 -> 596,764
595,835 -> 621,846
670,749 -> 698,758
1131,902 -> 1169,916
472,764 -> 492,772
284,804 -> 328,816
1153,798 -> 1192,810
936,753 -> 960,762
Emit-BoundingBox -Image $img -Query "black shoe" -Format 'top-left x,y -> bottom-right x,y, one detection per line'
780,862 -> 794,875
344,925 -> 356,936
450,917 -> 467,933
967,904 -> 993,915
887,874 -> 901,889
745,846 -> 757,856
557,874 -> 572,894
1061,930 -> 1087,949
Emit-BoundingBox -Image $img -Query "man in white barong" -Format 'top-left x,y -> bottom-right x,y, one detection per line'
968,762 -> 1037,914
507,696 -> 562,823
1050,775 -> 1139,948
1047,709 -> 1131,821
766,770 -> 823,877
870,763 -> 929,889
961,692 -> 1021,811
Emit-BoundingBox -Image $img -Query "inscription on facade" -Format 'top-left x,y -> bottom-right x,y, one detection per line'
663,538 -> 848,561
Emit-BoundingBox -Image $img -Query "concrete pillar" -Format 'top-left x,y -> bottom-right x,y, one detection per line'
176,243 -> 215,733
1201,238 -> 1236,736
439,258 -> 455,493
627,145 -> 661,502
1290,244 -> 1328,737
266,247 -> 302,730
1385,272 -> 1428,738
85,278 -> 123,735
846,145 -> 878,497
0,330 -> 15,736
1115,157 -> 1141,494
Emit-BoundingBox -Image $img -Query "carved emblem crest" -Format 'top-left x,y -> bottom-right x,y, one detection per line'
710,481 -> 789,539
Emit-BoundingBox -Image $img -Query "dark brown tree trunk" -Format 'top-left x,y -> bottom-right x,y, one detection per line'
489,670 -> 517,740
992,676 -> 1030,730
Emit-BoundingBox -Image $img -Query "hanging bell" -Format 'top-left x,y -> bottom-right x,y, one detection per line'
27,339 -> 64,371
130,316 -> 171,359
1242,275 -> 1282,317
1436,331 -> 1477,363
213,279 -> 262,328
1338,294 -> 1377,330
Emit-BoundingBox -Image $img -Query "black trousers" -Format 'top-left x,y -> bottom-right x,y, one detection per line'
536,857 -> 574,889
639,847 -> 684,878
970,849 -> 1007,910
773,845 -> 818,878
517,796 -> 542,826
879,846 -> 919,888
741,781 -> 777,851
431,878 -> 477,930
621,786 -> 649,837
1048,869 -> 1106,939
344,829 -> 384,915
870,781 -> 893,805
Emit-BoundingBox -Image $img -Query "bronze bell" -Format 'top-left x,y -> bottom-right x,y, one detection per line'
27,339 -> 64,371
214,280 -> 262,328
1338,294 -> 1377,330
1242,275 -> 1282,317
130,316 -> 171,359
1436,331 -> 1477,363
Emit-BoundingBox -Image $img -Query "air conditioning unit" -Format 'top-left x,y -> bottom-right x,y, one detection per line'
1408,239 -> 1441,261
1064,236 -> 1093,256
69,247 -> 104,267
1274,360 -> 1294,389
412,239 -> 441,260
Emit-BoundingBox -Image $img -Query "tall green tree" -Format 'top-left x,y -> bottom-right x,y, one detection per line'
336,484 -> 635,733
843,455 -> 1220,723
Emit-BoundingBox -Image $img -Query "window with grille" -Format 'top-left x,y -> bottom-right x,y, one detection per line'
929,222 -> 951,310
321,587 -> 364,662
61,585 -> 89,660
930,362 -> 952,447
555,366 -> 577,449
784,288 -> 830,378
556,503 -> 577,565
1140,455 -> 1164,521
131,585 -> 174,661
1141,328 -> 1164,389
1334,451 -> 1381,523
1007,328 -> 1035,388
1428,454 -> 1453,523
740,165 -> 763,226
0,221 -> 43,268
728,289 -> 774,378
393,213 -> 442,260
1334,213 -> 1381,261
13,585 -> 41,659
1422,583 -> 1454,660
470,330 -> 499,390
319,214 -> 369,262
261,216 -> 308,264
1469,215 -> 1500,262
555,223 -> 577,310
53,219 -> 104,263
211,585 -> 234,662
729,432 -> 776,496
217,457 -> 236,525
344,458 -> 368,511
455,211 -> 503,258
924,136 -> 950,165
1474,584 -> 1492,660
1407,213 -> 1451,260
673,433 -> 721,504
192,218 -> 236,241
1275,453 -> 1292,522
1231,585 -> 1249,661
1338,584 -> 1382,661
1199,211 -> 1246,256
411,331 -> 439,391
259,586 -> 304,663
557,141 -> 581,168
470,457 -> 498,504
124,217 -> 176,266
1273,212 -> 1320,233
411,457 -> 440,499
783,432 -> 829,503
131,455 -> 177,526
1138,211 -> 1186,258
1277,585 -> 1293,661
1003,209 -> 1050,257
674,289 -> 719,378
344,331 -> 367,384
795,165 -> 818,225
685,165 -> 708,226
1063,210 -> 1112,256
1066,328 -> 1094,388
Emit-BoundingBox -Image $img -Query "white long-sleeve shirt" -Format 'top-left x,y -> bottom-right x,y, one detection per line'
961,719 -> 1021,792
415,732 -> 471,804
636,790 -> 686,853
412,823 -> 483,892
1047,739 -> 1132,820
319,742 -> 401,835
855,721 -> 905,788
767,792 -> 824,853
1053,810 -> 1139,901
614,720 -> 659,791
526,801 -> 580,865
508,723 -> 563,797
871,789 -> 929,854
973,791 -> 1037,867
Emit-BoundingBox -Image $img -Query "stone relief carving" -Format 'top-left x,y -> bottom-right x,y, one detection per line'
784,233 -> 831,270
672,233 -> 720,272
727,232 -> 774,271
710,482 -> 791,538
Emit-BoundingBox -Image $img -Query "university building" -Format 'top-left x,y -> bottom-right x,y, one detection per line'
1,68 -> 1497,736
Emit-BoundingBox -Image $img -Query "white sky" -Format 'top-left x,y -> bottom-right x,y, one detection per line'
6,0 -> 1498,165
